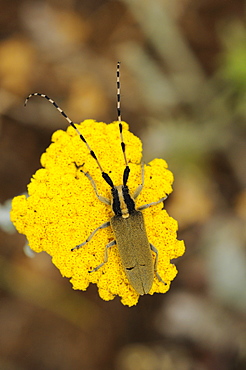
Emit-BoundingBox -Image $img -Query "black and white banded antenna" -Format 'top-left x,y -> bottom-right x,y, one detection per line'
116,61 -> 130,187
24,62 -> 131,188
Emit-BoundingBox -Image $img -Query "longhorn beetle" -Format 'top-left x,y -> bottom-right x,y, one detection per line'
25,62 -> 167,295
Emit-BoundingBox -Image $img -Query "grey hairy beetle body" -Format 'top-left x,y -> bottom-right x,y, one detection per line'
24,62 -> 167,295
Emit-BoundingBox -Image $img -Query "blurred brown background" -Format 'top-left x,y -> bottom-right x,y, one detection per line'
1,0 -> 246,369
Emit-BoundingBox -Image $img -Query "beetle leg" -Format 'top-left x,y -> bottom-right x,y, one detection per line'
89,240 -> 116,273
133,162 -> 144,199
150,243 -> 167,285
81,169 -> 111,205
137,195 -> 168,211
71,221 -> 110,251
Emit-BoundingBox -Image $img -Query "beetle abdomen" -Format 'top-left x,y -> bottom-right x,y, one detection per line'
110,211 -> 154,295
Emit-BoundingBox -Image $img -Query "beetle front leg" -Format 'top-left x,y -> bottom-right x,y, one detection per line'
81,170 -> 111,205
133,162 -> 144,199
137,196 -> 168,211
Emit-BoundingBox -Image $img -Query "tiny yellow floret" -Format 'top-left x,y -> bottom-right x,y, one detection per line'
11,120 -> 185,306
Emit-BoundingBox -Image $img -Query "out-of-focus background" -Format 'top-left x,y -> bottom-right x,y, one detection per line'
1,1 -> 246,369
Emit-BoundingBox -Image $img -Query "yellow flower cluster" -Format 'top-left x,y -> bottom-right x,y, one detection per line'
11,119 -> 185,306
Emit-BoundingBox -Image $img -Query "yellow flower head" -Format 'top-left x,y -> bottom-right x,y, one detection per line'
11,119 -> 185,306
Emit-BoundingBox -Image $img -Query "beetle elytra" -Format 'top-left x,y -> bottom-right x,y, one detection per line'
24,62 -> 167,295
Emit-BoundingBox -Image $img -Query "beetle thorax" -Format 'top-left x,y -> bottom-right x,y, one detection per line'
111,185 -> 136,218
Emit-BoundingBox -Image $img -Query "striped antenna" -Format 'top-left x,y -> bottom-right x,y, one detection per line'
24,93 -> 115,187
117,62 -> 128,168
24,63 -> 131,188
116,62 -> 130,186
